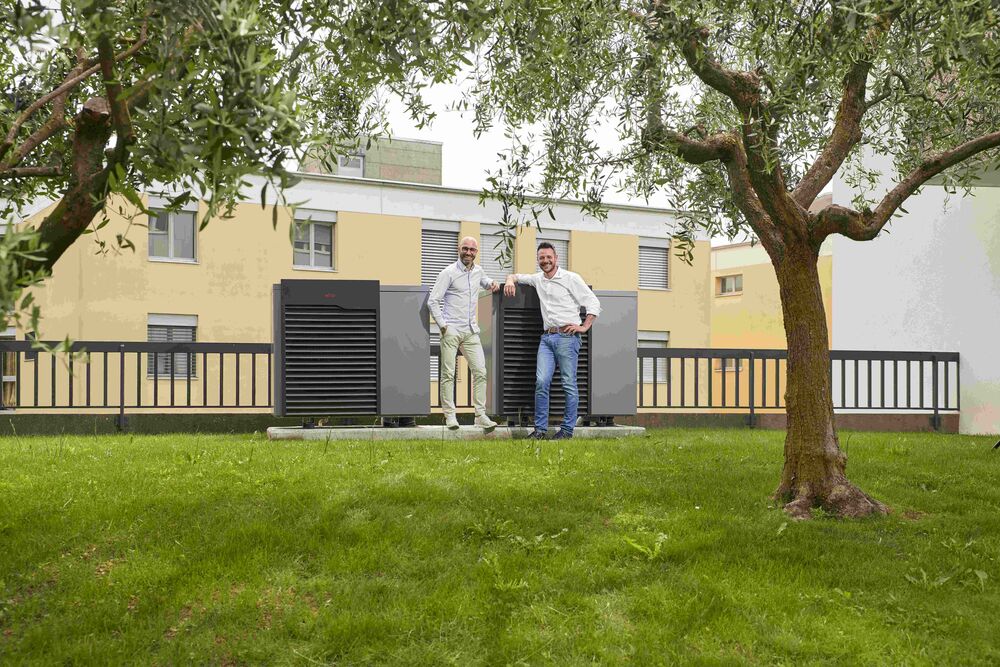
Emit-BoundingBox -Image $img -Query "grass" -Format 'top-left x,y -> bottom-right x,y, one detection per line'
0,428 -> 998,665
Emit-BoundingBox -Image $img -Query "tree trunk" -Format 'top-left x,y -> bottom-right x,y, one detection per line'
772,239 -> 888,519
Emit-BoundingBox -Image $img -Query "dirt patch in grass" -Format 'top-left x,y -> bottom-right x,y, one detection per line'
164,605 -> 194,641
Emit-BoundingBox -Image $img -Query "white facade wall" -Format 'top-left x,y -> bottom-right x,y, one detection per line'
832,164 -> 1000,435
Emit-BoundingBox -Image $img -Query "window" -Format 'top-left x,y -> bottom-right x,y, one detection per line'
480,224 -> 513,284
147,314 -> 197,378
293,219 -> 335,269
717,274 -> 743,295
638,331 -> 669,382
148,209 -> 196,261
639,239 -> 669,289
421,221 -> 460,287
338,154 -> 365,177
537,231 -> 569,269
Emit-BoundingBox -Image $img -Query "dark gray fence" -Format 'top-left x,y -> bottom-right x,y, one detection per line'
636,348 -> 960,429
0,341 -> 272,428
0,341 -> 960,430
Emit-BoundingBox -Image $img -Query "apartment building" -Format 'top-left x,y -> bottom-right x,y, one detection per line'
10,138 -> 708,411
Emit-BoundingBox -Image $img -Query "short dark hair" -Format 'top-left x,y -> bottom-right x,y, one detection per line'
536,241 -> 556,254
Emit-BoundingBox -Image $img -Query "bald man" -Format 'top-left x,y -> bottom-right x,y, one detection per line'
428,236 -> 501,431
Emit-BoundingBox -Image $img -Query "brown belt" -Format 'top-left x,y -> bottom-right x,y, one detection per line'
544,327 -> 561,334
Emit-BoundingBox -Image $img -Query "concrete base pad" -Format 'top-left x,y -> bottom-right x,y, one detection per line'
267,425 -> 645,441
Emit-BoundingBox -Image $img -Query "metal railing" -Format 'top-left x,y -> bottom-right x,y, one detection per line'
0,341 -> 960,430
636,348 -> 960,429
0,341 -> 272,428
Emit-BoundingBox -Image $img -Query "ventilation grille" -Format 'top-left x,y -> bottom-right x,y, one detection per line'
501,308 -> 590,418
282,305 -> 378,415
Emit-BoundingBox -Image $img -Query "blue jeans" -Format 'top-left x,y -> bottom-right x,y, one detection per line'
534,333 -> 581,434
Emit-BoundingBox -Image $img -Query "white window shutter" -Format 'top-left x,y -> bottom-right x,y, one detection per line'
421,228 -> 459,286
147,321 -> 197,377
638,331 -> 669,382
639,245 -> 669,289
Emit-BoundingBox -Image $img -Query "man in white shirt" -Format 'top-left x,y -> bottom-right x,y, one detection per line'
503,242 -> 601,440
428,236 -> 501,431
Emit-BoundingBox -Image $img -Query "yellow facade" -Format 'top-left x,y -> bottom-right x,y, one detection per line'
710,242 -> 832,349
699,240 -> 834,411
570,231 -> 638,290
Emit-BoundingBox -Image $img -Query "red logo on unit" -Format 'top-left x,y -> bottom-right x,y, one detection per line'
323,293 -> 337,299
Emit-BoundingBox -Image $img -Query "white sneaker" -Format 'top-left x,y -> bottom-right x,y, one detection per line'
445,414 -> 460,430
474,414 -> 498,432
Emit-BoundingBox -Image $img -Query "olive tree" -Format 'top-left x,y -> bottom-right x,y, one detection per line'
444,0 -> 1000,517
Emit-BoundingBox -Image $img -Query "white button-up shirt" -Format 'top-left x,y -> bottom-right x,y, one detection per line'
513,268 -> 601,329
428,261 -> 495,333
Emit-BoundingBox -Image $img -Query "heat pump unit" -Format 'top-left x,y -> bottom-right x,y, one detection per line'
272,280 -> 429,418
478,287 -> 637,423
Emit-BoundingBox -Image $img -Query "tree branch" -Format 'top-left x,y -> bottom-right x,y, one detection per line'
28,98 -> 114,273
0,166 -> 63,179
677,26 -> 761,114
0,31 -> 148,167
642,123 -> 736,164
810,204 -> 869,242
793,9 -> 901,209
668,21 -> 806,235
0,63 -> 100,165
792,60 -> 870,209
98,24 -> 146,150
723,138 -> 784,254
4,111 -> 68,171
812,131 -> 1000,242
868,132 -> 1000,232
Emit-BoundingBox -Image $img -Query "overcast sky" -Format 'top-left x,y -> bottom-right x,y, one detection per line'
384,85 -> 674,210
383,85 -> 762,246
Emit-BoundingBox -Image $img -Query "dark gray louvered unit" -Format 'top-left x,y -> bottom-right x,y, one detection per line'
480,285 -> 590,422
273,280 -> 380,416
479,287 -> 636,423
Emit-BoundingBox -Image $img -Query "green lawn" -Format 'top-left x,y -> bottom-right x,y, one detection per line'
1,428 -> 998,665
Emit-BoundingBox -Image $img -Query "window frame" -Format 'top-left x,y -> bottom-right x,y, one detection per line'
292,219 -> 336,271
147,208 -> 197,263
637,330 -> 670,383
717,274 -> 744,296
638,238 -> 670,290
338,153 -> 365,177
421,220 -> 461,287
480,224 -> 514,284
147,314 -> 198,379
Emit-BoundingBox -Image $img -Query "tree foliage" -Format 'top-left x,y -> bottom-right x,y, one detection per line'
0,0 -> 478,332
451,0 -> 1000,253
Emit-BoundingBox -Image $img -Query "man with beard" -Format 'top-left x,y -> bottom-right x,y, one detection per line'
428,236 -> 501,431
503,242 -> 601,440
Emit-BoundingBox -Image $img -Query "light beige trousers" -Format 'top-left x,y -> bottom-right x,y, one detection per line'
439,329 -> 488,417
